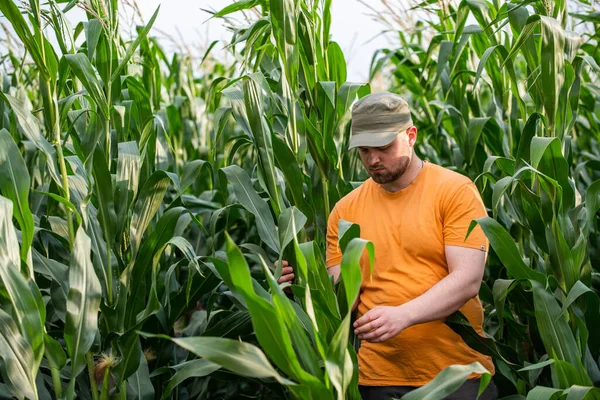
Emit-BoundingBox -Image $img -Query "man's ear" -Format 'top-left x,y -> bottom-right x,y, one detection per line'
407,126 -> 418,146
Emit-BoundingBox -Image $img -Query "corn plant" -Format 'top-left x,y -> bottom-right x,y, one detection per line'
0,0 -> 260,398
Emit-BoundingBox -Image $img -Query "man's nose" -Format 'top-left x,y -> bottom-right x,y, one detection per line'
368,152 -> 380,166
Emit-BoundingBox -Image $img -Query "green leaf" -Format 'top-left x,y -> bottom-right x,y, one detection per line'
243,76 -> 283,216
64,228 -> 102,390
160,359 -> 220,400
340,238 -> 374,313
0,129 -> 34,270
212,0 -> 259,17
83,19 -> 103,61
129,170 -> 179,261
272,134 -> 309,214
261,257 -> 323,379
127,351 -> 154,400
115,141 -> 141,237
0,309 -> 38,400
278,206 -> 307,257
0,93 -> 62,187
180,159 -> 211,193
530,137 -> 575,211
111,6 -> 160,83
531,281 -> 581,368
0,196 -> 45,374
221,165 -> 280,253
470,217 -> 545,282
270,0 -> 297,45
160,335 -> 295,385
0,0 -> 46,78
224,234 -> 326,394
526,386 -> 564,400
65,53 -> 109,118
584,179 -> 600,235
518,359 -> 555,372
402,362 -> 492,400
327,42 -> 347,87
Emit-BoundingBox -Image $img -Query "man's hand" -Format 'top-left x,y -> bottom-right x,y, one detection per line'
276,260 -> 294,285
353,306 -> 411,343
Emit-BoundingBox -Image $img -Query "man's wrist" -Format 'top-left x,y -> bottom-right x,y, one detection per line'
396,302 -> 416,329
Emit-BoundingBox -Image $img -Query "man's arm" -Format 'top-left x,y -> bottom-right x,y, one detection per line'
353,245 -> 486,342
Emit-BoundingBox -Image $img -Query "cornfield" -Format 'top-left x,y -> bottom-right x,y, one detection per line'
0,0 -> 599,399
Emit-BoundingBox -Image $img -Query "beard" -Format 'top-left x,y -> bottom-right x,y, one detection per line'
368,156 -> 411,184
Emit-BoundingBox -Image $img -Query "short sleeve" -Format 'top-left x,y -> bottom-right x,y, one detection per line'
442,183 -> 489,251
326,205 -> 343,268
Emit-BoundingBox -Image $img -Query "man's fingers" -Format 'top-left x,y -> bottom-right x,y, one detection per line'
354,318 -> 383,335
354,310 -> 379,329
282,266 -> 294,275
278,273 -> 295,283
368,332 -> 392,343
359,327 -> 387,341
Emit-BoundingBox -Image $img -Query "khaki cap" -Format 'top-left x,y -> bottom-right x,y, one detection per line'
349,92 -> 413,149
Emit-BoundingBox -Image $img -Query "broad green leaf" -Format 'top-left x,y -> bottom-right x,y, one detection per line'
584,179 -> 600,235
160,359 -> 220,400
530,137 -> 575,211
402,362 -> 491,400
83,19 -> 102,60
115,141 -> 141,237
261,257 -> 323,379
181,159 -> 211,193
0,93 -> 62,186
272,133 -> 309,213
340,238 -> 374,313
470,217 -> 545,282
129,170 -> 179,261
531,281 -> 581,368
446,312 -> 519,370
270,0 -> 297,45
64,228 -> 101,396
0,309 -> 38,400
0,196 -> 45,373
244,76 -> 283,216
126,350 -> 154,400
65,53 -> 109,118
159,335 -> 295,385
526,386 -> 563,400
224,234 -> 327,395
278,206 -> 308,263
327,42 -> 347,87
221,165 -> 280,253
0,129 -> 34,270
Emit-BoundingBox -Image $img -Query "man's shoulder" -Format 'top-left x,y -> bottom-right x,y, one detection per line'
334,179 -> 372,214
427,162 -> 474,189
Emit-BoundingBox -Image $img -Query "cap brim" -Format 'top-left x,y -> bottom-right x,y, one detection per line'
348,130 -> 402,149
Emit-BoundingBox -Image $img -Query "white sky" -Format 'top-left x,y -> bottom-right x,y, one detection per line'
129,0 -> 396,82
21,0 -> 398,83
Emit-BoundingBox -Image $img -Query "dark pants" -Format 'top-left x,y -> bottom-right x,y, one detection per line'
359,378 -> 498,400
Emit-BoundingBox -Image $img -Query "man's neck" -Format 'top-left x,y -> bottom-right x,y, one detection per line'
380,154 -> 423,193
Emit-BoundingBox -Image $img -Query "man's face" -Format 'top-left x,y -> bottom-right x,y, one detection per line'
357,128 -> 417,184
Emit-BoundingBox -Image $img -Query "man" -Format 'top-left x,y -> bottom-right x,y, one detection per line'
278,92 -> 497,400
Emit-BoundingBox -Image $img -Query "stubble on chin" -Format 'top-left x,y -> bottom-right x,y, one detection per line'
369,158 -> 410,184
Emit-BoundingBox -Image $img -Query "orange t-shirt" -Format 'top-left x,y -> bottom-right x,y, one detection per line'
326,161 -> 495,386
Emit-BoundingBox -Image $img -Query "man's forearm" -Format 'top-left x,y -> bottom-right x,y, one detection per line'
400,269 -> 480,328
